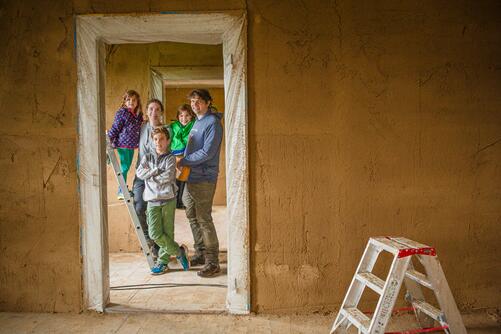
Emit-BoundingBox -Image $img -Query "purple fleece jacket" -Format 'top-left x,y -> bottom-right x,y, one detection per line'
108,108 -> 143,149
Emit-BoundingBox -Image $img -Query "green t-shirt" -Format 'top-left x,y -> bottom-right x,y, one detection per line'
170,120 -> 194,155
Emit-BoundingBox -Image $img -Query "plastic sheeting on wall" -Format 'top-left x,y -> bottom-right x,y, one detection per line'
150,69 -> 163,101
76,12 -> 248,314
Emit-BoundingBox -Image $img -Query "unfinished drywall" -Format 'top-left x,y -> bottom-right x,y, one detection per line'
1,0 -> 500,314
104,43 -> 226,252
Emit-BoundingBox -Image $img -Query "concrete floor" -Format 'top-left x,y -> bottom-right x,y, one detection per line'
0,310 -> 499,333
109,253 -> 227,312
108,206 -> 228,312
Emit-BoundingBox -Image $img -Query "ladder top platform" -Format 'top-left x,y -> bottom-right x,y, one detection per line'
371,236 -> 436,258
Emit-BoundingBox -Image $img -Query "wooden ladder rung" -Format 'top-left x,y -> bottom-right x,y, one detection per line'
341,307 -> 371,333
356,272 -> 384,294
406,269 -> 433,289
412,300 -> 444,322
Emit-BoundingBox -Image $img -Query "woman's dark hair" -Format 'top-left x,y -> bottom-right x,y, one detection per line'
146,98 -> 164,112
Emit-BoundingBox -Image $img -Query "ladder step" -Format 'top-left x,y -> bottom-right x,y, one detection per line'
356,272 -> 384,294
371,237 -> 408,255
412,300 -> 443,322
391,237 -> 431,249
406,269 -> 433,289
341,307 -> 371,332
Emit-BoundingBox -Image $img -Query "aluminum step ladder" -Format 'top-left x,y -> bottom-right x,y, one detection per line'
330,237 -> 467,334
106,136 -> 155,269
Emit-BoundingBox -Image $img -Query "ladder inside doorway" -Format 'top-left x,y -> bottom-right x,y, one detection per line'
106,137 -> 155,269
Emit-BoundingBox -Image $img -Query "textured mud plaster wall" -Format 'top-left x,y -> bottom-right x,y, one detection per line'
0,2 -> 82,312
248,1 -> 501,313
1,0 -> 500,314
105,43 -> 225,252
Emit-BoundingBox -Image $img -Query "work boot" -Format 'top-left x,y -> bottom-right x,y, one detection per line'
189,254 -> 205,267
197,263 -> 220,278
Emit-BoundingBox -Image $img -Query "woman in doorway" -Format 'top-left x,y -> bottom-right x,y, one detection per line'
132,98 -> 168,262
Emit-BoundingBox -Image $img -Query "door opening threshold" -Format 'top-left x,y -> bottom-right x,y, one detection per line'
105,303 -> 227,314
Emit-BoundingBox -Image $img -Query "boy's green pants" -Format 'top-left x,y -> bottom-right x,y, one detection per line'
147,199 -> 180,265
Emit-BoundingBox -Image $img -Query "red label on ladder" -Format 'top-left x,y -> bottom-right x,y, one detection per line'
397,247 -> 436,258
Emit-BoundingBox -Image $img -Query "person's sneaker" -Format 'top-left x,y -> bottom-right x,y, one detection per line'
197,263 -> 220,278
117,193 -> 124,200
151,262 -> 168,275
176,244 -> 190,271
189,254 -> 205,267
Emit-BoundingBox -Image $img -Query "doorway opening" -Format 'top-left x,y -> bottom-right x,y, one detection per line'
76,13 -> 249,314
105,42 -> 228,312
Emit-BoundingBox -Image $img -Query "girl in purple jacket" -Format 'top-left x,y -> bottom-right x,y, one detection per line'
108,90 -> 144,199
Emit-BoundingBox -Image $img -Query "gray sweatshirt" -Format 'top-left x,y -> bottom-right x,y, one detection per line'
136,151 -> 177,203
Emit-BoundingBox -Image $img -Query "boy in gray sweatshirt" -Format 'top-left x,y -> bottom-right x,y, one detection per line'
136,127 -> 190,275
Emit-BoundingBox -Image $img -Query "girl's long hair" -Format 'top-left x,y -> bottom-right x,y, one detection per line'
120,90 -> 142,115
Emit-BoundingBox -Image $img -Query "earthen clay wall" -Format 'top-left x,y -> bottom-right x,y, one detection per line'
1,0 -> 500,313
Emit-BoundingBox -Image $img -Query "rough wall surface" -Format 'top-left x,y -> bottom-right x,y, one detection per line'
248,0 -> 501,313
0,1 -> 82,312
0,0 -> 500,313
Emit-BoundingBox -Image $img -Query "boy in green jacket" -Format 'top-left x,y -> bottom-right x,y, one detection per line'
170,104 -> 196,208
